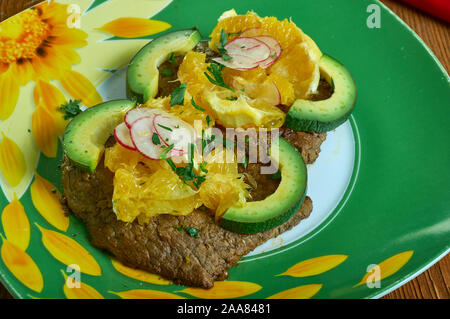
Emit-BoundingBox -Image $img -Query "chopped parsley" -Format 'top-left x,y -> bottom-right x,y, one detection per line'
226,96 -> 238,101
159,144 -> 174,160
176,226 -> 200,238
204,63 -> 234,91
199,162 -> 208,174
170,83 -> 187,106
206,115 -> 212,126
191,98 -> 205,112
157,123 -> 173,132
239,152 -> 247,169
164,143 -> 206,190
168,52 -> 176,65
151,132 -> 160,145
60,99 -> 82,120
217,29 -> 232,61
227,31 -> 242,37
161,68 -> 173,77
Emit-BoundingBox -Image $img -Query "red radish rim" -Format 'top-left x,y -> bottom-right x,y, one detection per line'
114,124 -> 136,150
124,107 -> 167,129
225,37 -> 271,63
254,36 -> 282,68
272,81 -> 282,105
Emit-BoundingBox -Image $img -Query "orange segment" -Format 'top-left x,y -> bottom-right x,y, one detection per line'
209,11 -> 321,100
269,42 -> 320,98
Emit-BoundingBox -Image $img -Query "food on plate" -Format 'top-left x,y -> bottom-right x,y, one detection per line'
61,9 -> 356,288
285,55 -> 357,132
63,99 -> 136,172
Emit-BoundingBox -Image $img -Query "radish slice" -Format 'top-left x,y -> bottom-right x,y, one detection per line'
153,114 -> 195,154
130,116 -> 168,160
125,107 -> 169,128
225,37 -> 270,63
261,81 -> 281,105
114,122 -> 135,150
253,36 -> 282,68
212,54 -> 259,70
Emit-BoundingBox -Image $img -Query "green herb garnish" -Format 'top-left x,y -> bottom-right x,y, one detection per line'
169,52 -> 176,65
239,153 -> 247,169
206,115 -> 212,126
160,144 -> 174,160
152,132 -> 160,145
170,83 -> 187,106
60,99 -> 82,120
191,98 -> 205,112
204,63 -> 234,91
199,162 -> 208,174
158,123 -> 173,132
227,30 -> 242,36
176,226 -> 200,238
226,96 -> 238,101
217,29 -> 232,61
161,68 -> 173,77
165,158 -> 177,171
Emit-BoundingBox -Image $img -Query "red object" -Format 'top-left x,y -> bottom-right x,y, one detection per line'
397,0 -> 450,23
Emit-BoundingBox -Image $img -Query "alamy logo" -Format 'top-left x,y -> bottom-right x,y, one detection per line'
366,4 -> 381,29
66,264 -> 81,288
365,264 -> 381,288
67,4 -> 82,29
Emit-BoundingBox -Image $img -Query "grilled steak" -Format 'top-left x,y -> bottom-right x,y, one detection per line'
61,156 -> 313,288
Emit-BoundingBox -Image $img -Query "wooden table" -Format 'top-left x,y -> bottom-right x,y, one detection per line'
0,0 -> 448,299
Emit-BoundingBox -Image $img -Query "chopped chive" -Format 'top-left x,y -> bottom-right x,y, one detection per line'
199,162 -> 208,173
160,144 -> 174,159
169,52 -> 176,65
191,98 -> 205,112
158,123 -> 173,132
165,158 -> 177,171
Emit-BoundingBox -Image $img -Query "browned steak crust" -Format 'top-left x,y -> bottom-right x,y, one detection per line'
280,128 -> 327,164
61,158 -> 313,288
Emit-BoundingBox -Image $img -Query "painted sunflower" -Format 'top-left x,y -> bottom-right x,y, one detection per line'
0,1 -> 90,121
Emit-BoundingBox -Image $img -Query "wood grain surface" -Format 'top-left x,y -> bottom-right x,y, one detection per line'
0,0 -> 448,299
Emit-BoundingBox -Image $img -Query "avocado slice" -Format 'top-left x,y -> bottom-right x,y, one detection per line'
126,29 -> 202,103
63,99 -> 136,173
220,137 -> 307,234
285,54 -> 357,133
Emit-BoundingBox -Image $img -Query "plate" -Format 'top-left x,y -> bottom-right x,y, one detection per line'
0,0 -> 449,299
